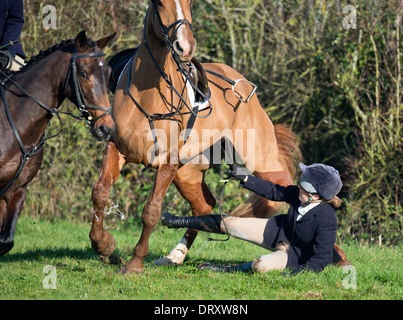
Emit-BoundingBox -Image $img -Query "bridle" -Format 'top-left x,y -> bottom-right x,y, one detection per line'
150,0 -> 193,59
145,2 -> 210,108
126,2 -> 212,165
0,46 -> 110,198
64,48 -> 111,126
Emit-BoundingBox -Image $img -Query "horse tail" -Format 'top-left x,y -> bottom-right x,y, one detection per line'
272,123 -> 302,180
231,123 -> 302,218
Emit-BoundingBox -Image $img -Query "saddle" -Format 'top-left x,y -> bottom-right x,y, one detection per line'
180,57 -> 211,102
107,47 -> 211,145
107,47 -> 210,102
107,47 -> 139,93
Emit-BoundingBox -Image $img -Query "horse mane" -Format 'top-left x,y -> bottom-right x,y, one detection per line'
15,38 -> 97,75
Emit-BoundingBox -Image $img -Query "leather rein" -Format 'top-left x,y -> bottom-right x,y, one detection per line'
125,3 -> 213,165
0,48 -> 107,198
64,48 -> 111,124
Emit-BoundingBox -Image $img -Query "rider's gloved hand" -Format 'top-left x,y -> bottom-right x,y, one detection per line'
229,165 -> 249,183
0,50 -> 11,70
6,46 -> 16,59
0,46 -> 16,70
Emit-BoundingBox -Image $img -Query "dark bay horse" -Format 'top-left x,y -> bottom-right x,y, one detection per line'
90,0 -> 348,274
0,31 -> 115,257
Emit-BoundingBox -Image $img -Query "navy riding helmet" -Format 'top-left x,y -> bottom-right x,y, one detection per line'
299,163 -> 342,200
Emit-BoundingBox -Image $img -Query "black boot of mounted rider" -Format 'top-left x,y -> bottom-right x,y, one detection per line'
160,212 -> 224,234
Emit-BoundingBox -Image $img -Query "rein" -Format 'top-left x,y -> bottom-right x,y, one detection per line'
0,48 -> 107,197
125,3 -> 258,166
64,48 -> 110,125
126,5 -> 213,165
147,3 -> 212,115
0,73 -> 63,198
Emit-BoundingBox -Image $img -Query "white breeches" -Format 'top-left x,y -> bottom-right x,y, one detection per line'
221,216 -> 289,272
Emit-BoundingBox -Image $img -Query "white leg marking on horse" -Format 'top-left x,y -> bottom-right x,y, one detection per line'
153,237 -> 188,266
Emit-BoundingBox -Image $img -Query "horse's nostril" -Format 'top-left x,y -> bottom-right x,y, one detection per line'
93,125 -> 111,140
99,125 -> 106,135
173,40 -> 184,55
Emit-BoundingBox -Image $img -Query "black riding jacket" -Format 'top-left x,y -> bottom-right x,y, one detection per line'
242,175 -> 341,273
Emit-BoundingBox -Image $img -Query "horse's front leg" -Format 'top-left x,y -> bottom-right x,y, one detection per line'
90,139 -> 125,260
153,161 -> 216,267
0,186 -> 27,257
119,150 -> 179,274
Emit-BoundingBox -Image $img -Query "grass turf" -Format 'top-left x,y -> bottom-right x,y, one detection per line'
0,216 -> 401,300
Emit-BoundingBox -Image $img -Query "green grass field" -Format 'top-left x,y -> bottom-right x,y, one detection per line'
0,216 -> 401,300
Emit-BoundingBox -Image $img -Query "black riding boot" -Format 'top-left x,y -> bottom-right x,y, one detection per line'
198,262 -> 253,273
161,212 -> 224,234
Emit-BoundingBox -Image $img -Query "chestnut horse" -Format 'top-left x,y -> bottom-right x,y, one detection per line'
0,31 -> 115,257
90,0 -> 349,274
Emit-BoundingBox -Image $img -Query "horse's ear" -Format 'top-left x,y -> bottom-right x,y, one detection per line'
96,32 -> 117,49
75,30 -> 89,52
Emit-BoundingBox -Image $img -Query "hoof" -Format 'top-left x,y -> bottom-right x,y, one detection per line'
153,256 -> 181,267
117,260 -> 144,275
334,244 -> 351,268
153,242 -> 188,267
109,254 -> 124,265
99,253 -> 124,265
90,231 -> 116,257
337,259 -> 352,267
0,240 -> 14,257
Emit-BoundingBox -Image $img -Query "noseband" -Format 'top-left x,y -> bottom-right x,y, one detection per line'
64,48 -> 111,126
150,1 -> 193,53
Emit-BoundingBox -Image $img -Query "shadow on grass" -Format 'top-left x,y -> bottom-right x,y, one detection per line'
0,247 -> 95,263
0,247 -> 182,268
0,240 -> 250,274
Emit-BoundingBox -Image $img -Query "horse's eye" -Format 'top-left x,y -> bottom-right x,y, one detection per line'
80,71 -> 88,79
155,0 -> 163,7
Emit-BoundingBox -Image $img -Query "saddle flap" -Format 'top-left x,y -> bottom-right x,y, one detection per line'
107,47 -> 139,93
190,57 -> 210,99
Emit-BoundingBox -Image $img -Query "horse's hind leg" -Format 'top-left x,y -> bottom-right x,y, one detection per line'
153,162 -> 216,266
90,139 -> 125,260
119,150 -> 179,274
0,186 -> 27,257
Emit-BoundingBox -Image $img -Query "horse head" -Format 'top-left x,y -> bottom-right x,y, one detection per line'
67,30 -> 116,140
150,0 -> 196,62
